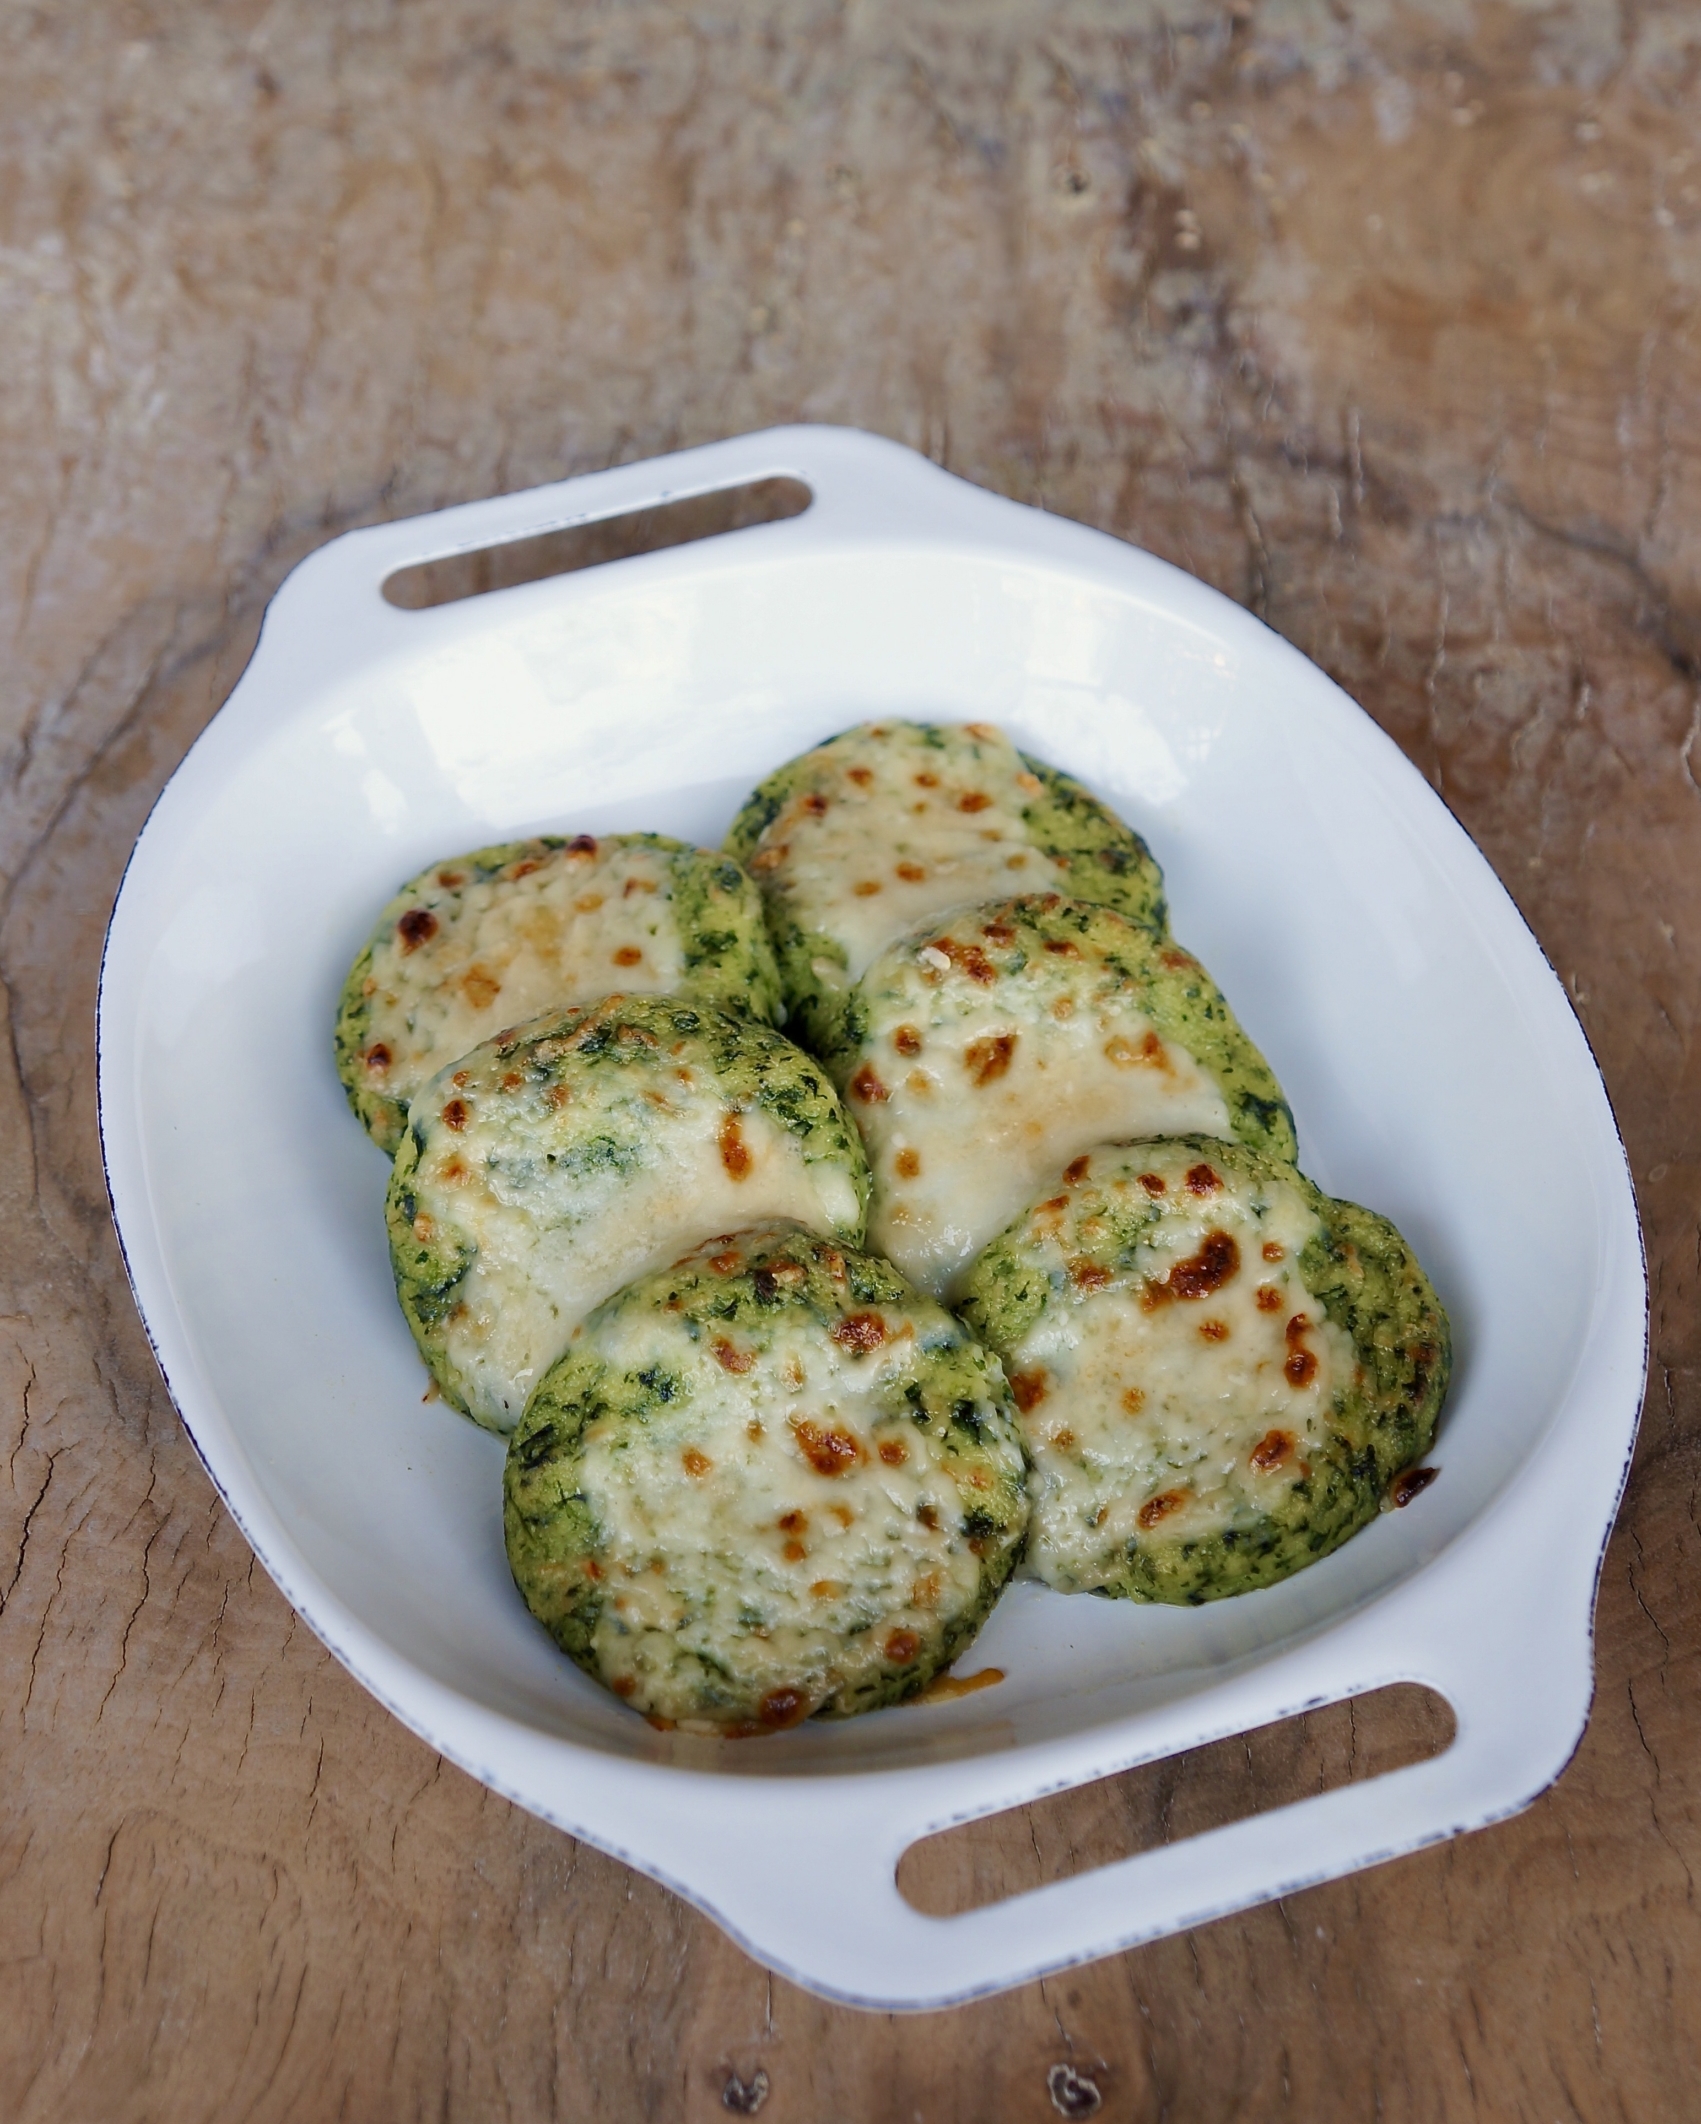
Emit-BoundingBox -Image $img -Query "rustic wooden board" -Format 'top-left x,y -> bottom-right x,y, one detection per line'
3,2 -> 1698,2116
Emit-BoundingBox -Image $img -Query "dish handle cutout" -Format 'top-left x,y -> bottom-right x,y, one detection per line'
898,1683 -> 1454,1919
381,476 -> 812,608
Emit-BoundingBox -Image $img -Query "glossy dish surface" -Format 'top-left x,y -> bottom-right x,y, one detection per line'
97,426 -> 1646,2009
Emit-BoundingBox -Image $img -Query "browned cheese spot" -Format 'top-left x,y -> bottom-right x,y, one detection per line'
934,938 -> 996,983
878,1438 -> 908,1466
809,1579 -> 842,1599
757,1686 -> 810,1729
1255,1284 -> 1282,1312
958,791 -> 991,813
1262,1240 -> 1285,1262
364,1043 -> 392,1073
623,876 -> 656,897
575,892 -> 604,912
510,859 -> 542,880
1006,853 -> 1029,870
831,1311 -> 887,1354
911,1570 -> 942,1610
1285,1315 -> 1319,1387
437,870 -> 465,888
778,1510 -> 807,1535
397,908 -> 439,952
612,945 -> 643,967
1064,1154 -> 1091,1185
803,791 -> 829,815
893,1024 -> 923,1057
783,1539 -> 807,1563
847,766 -> 874,787
747,1418 -> 764,1440
753,1259 -> 806,1301
850,1064 -> 889,1104
1159,949 -> 1194,972
611,1674 -> 636,1697
793,1418 -> 865,1476
1138,1488 -> 1190,1530
896,862 -> 926,882
682,1447 -> 712,1477
895,1148 -> 922,1179
412,1214 -> 434,1242
751,844 -> 786,873
441,1098 -> 469,1132
1069,1259 -> 1113,1291
829,1502 -> 855,1527
886,1629 -> 922,1663
1050,1425 -> 1077,1449
853,879 -> 882,897
1136,1173 -> 1165,1198
568,834 -> 598,856
816,1245 -> 847,1280
440,1158 -> 467,1184
545,1082 -> 570,1109
719,1112 -> 752,1179
582,1558 -> 602,1580
914,772 -> 940,789
1391,1464 -> 1441,1507
1121,1387 -> 1145,1414
709,1249 -> 742,1274
964,1031 -> 1017,1086
711,1337 -> 755,1374
1199,1318 -> 1229,1342
982,920 -> 1016,945
917,1502 -> 940,1530
906,1070 -> 931,1094
1185,1163 -> 1222,1196
1250,1429 -> 1295,1473
1164,1229 -> 1239,1300
1009,1370 -> 1048,1413
1043,938 -> 1080,958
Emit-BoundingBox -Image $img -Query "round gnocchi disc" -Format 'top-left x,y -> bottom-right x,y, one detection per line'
337,832 -> 782,1153
823,893 -> 1297,1299
724,721 -> 1167,1050
504,1221 -> 1029,1732
956,1136 -> 1450,1603
388,997 -> 869,1433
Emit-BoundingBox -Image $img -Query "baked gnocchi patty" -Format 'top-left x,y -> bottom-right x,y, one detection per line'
388,997 -> 869,1434
957,1137 -> 1449,1604
504,1221 -> 1028,1731
337,832 -> 781,1153
724,721 -> 1166,1050
823,894 -> 1296,1300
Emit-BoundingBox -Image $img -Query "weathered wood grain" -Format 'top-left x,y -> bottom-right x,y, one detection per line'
3,2 -> 1698,2116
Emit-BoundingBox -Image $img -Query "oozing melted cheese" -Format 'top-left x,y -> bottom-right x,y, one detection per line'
362,839 -> 689,1109
998,1149 -> 1355,1592
411,1057 -> 862,1431
748,723 -> 1073,980
847,936 -> 1232,1298
575,1236 -> 1016,1728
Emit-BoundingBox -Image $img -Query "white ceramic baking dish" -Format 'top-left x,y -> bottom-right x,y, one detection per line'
98,426 -> 1646,2010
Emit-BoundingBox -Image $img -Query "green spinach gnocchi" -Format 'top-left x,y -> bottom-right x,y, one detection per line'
725,721 -> 1166,1051
337,831 -> 781,1154
389,996 -> 869,1433
956,1137 -> 1449,1603
504,1221 -> 1028,1731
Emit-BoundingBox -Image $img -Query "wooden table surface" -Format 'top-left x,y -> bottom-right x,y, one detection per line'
4,3 -> 1697,2117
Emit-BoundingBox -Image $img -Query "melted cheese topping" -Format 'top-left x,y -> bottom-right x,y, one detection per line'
748,723 -> 1073,980
1000,1152 -> 1356,1591
412,1063 -> 862,1431
847,941 -> 1232,1299
577,1264 -> 1008,1726
362,839 -> 689,1109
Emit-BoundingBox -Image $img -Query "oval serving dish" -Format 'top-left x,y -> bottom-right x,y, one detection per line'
98,426 -> 1646,2009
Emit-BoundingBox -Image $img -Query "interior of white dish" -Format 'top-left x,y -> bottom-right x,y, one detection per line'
121,535 -> 1605,1779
